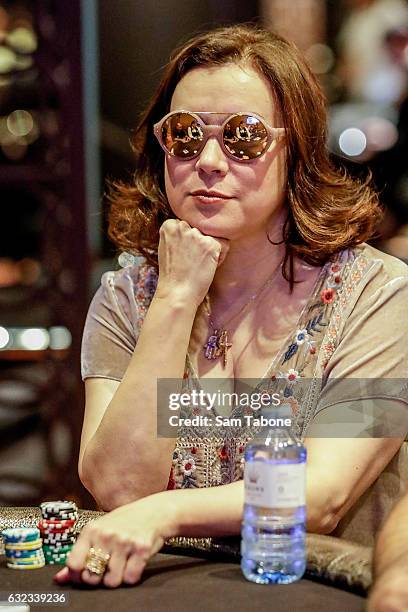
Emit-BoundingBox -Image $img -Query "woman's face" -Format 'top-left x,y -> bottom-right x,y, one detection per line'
164,63 -> 287,242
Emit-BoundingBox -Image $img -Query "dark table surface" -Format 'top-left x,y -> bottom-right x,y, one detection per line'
0,552 -> 366,612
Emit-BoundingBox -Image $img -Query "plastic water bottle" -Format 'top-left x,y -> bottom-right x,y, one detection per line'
241,404 -> 307,584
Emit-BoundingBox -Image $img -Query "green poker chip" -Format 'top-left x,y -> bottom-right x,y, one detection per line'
43,543 -> 73,553
44,549 -> 71,558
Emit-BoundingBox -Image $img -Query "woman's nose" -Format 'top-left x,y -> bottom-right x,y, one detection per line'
195,137 -> 229,175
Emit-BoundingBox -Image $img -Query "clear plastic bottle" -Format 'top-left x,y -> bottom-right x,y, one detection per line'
241,404 -> 307,584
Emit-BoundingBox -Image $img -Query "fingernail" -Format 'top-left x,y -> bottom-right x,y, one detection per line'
54,566 -> 68,581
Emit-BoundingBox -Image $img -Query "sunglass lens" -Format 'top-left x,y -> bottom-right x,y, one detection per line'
223,115 -> 269,160
161,113 -> 204,158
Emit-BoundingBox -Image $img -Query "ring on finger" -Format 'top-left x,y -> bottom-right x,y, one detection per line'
84,547 -> 111,576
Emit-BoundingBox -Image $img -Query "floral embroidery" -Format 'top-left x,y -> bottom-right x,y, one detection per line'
327,274 -> 342,289
144,268 -> 158,298
286,368 -> 300,383
295,328 -> 309,345
282,396 -> 300,415
172,449 -> 183,464
282,313 -> 326,364
182,458 -> 196,476
219,445 -> 228,461
321,287 -> 336,303
282,342 -> 299,363
323,341 -> 336,358
306,314 -> 327,336
132,248 -> 374,491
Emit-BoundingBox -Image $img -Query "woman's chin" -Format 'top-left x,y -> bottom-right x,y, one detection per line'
182,215 -> 235,238
190,222 -> 232,239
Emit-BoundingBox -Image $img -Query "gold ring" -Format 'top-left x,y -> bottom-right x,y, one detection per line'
84,547 -> 111,576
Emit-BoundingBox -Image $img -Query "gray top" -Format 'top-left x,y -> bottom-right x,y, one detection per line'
81,243 -> 408,490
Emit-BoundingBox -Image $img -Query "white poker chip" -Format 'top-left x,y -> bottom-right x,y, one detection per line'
40,501 -> 78,517
40,500 -> 77,510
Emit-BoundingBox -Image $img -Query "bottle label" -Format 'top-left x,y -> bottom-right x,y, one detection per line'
244,461 -> 306,508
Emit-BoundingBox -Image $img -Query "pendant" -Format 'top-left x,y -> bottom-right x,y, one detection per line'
203,329 -> 232,367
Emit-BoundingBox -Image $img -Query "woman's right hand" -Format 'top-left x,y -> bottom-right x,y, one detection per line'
155,219 -> 230,306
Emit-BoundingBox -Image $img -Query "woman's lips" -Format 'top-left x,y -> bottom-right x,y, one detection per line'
190,191 -> 232,204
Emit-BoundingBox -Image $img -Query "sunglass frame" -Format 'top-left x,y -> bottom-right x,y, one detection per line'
153,110 -> 285,162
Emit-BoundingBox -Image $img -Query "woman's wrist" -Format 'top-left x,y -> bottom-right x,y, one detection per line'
127,490 -> 182,541
154,282 -> 203,310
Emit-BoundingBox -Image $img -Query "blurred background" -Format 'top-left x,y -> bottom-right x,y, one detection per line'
0,0 -> 407,509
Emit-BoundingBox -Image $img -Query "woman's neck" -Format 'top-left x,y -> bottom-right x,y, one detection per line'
210,233 -> 287,306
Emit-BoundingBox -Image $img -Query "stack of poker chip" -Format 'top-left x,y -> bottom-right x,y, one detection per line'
2,527 -> 45,569
39,500 -> 78,565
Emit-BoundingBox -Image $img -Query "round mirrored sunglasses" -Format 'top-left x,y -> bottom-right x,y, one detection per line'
153,111 -> 285,162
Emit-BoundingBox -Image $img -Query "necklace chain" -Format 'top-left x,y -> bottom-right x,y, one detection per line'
202,259 -> 283,367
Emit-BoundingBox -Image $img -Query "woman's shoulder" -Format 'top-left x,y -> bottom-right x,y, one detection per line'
100,253 -> 158,304
91,254 -> 158,332
350,242 -> 408,281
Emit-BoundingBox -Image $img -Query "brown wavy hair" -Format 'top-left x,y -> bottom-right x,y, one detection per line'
107,24 -> 382,287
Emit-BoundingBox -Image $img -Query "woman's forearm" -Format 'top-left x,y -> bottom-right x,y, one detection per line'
160,480 -> 245,538
82,292 -> 198,509
373,493 -> 408,578
152,474 -> 341,540
366,493 -> 408,611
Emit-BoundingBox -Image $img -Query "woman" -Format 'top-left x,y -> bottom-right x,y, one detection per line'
55,24 -> 408,588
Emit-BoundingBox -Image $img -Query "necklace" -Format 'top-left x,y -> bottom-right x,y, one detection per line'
203,260 -> 283,367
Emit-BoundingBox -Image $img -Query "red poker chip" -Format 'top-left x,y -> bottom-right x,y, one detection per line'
39,525 -> 74,533
39,528 -> 75,537
38,519 -> 76,530
39,524 -> 75,532
40,519 -> 76,527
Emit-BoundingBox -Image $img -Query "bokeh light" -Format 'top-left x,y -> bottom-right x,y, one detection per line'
0,45 -> 16,73
361,117 -> 398,152
339,128 -> 367,157
7,109 -> 34,137
305,43 -> 335,74
0,326 -> 10,349
20,328 -> 49,351
5,26 -> 37,54
49,327 -> 72,350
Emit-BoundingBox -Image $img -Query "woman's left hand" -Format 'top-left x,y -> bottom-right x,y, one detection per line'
53,495 -> 176,588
